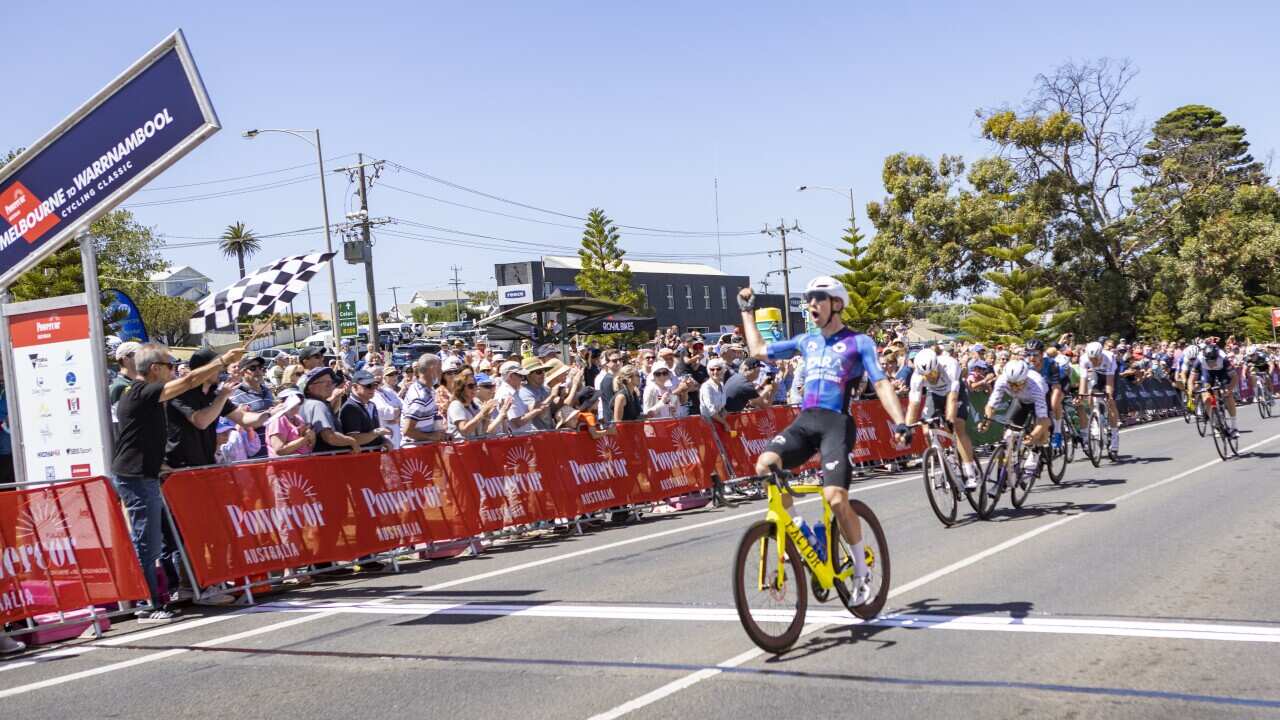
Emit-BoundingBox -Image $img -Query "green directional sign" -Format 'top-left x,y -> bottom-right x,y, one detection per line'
337,300 -> 358,338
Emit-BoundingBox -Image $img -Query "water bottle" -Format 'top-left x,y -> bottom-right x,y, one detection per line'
794,515 -> 818,553
812,520 -> 828,562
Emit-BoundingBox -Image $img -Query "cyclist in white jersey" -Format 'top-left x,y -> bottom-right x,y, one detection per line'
904,348 -> 979,488
979,359 -> 1050,483
1079,341 -> 1120,453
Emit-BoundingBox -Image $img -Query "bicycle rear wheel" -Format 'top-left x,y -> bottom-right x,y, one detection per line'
978,444 -> 1007,519
831,501 -> 891,619
1087,414 -> 1104,468
922,447 -> 958,527
733,521 -> 807,654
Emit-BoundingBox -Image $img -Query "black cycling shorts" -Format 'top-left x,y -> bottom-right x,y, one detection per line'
1202,367 -> 1232,389
1002,399 -> 1043,429
765,407 -> 857,489
924,385 -> 970,423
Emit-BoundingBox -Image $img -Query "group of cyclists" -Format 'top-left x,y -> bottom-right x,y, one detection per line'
733,275 -> 1280,611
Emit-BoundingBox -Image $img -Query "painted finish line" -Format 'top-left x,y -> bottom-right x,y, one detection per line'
253,600 -> 1280,644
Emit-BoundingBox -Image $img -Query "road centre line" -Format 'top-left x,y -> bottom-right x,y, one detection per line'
586,429 -> 1280,720
248,599 -> 1280,644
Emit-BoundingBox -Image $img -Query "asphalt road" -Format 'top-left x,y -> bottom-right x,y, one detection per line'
4,409 -> 1280,719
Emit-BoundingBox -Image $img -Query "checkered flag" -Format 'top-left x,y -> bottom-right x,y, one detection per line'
189,251 -> 337,334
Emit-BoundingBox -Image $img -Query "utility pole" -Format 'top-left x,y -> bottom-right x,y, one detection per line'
388,285 -> 403,321
448,266 -> 464,322
762,219 -> 803,336
334,153 -> 390,350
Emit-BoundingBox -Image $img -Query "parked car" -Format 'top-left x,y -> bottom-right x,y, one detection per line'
391,341 -> 442,369
254,348 -> 298,362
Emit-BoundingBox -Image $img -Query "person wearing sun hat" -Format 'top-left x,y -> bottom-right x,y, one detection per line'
492,360 -> 545,435
518,355 -> 564,431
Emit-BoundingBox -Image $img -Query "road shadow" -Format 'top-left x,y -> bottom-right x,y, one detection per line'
768,598 -> 1035,662
1111,455 -> 1172,466
1038,477 -> 1126,491
393,600 -> 556,626
983,500 -> 1116,522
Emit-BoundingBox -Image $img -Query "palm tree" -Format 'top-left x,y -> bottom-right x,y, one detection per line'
218,222 -> 262,278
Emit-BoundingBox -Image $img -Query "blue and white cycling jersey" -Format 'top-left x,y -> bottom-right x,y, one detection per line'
766,328 -> 885,413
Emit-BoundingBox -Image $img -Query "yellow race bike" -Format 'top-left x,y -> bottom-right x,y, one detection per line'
732,468 -> 890,653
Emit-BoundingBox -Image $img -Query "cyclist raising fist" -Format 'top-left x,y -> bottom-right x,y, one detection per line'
738,278 -> 908,606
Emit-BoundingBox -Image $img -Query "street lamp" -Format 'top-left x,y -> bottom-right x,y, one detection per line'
242,128 -> 340,352
797,185 -> 856,223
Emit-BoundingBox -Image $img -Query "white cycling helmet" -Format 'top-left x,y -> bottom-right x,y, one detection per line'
1183,345 -> 1199,361
802,276 -> 850,309
1003,359 -> 1030,384
1085,341 -> 1104,360
913,348 -> 940,375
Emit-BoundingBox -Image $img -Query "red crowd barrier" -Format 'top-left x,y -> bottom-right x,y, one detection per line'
164,416 -> 731,588
0,477 -> 149,626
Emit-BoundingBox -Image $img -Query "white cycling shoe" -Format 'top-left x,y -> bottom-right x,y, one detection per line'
850,574 -> 874,606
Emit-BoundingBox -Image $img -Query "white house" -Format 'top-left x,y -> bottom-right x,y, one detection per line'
411,289 -> 470,309
149,265 -> 211,302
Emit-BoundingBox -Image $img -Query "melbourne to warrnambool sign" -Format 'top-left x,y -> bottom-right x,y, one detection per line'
0,30 -> 219,287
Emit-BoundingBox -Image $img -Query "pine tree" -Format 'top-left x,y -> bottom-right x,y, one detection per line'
834,221 -> 908,332
575,208 -> 646,312
960,243 -> 1077,344
1235,294 -> 1280,340
1137,290 -> 1178,340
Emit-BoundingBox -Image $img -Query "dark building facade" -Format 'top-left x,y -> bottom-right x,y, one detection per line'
496,257 -> 751,332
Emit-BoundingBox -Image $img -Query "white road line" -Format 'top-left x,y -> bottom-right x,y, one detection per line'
0,611 -> 337,700
247,600 -> 1280,643
402,475 -> 914,595
586,428 -> 1280,719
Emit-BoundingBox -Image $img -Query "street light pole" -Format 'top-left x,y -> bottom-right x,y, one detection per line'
797,184 -> 855,225
243,128 -> 341,354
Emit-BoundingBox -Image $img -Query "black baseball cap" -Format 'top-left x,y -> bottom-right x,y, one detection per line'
742,358 -> 764,370
298,346 -> 325,360
188,347 -> 219,370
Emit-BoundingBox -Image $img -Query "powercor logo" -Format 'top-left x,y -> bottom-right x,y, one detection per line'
224,471 -> 327,539
567,437 -> 629,486
1,498 -> 78,581
360,457 -> 443,518
0,181 -> 61,245
472,445 -> 544,502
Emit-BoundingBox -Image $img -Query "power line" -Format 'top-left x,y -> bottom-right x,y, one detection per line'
384,160 -> 758,237
123,175 -> 314,208
136,155 -> 356,191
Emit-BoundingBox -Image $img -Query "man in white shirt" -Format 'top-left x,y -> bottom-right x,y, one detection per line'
370,365 -> 404,448
495,361 -> 548,435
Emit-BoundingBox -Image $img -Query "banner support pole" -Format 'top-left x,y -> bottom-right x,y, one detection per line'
0,285 -> 24,484
80,231 -> 116,469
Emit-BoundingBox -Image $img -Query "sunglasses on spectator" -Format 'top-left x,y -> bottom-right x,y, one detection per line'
803,290 -> 831,303
654,369 -> 670,376
464,383 -> 477,389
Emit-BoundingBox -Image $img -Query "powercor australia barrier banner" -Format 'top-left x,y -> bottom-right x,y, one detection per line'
164,415 -> 730,587
0,30 -> 218,286
0,477 -> 149,625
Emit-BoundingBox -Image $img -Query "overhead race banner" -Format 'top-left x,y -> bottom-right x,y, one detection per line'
0,30 -> 218,287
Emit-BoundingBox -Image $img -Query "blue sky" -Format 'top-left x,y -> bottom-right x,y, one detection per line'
4,1 -> 1277,317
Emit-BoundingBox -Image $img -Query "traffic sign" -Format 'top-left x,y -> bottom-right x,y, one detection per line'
1271,307 -> 1280,328
338,300 -> 358,338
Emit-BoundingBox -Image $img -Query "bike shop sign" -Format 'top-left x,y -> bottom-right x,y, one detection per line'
0,30 -> 220,287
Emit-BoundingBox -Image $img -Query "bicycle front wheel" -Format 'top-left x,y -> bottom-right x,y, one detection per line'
1010,445 -> 1037,509
1195,402 -> 1208,437
732,521 -> 808,654
1046,433 -> 1067,485
922,447 -> 958,527
832,500 -> 891,619
1087,414 -> 1104,468
978,444 -> 1007,519
1210,409 -> 1230,460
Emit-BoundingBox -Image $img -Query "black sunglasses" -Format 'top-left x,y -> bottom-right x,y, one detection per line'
803,290 -> 831,303
464,382 -> 477,389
